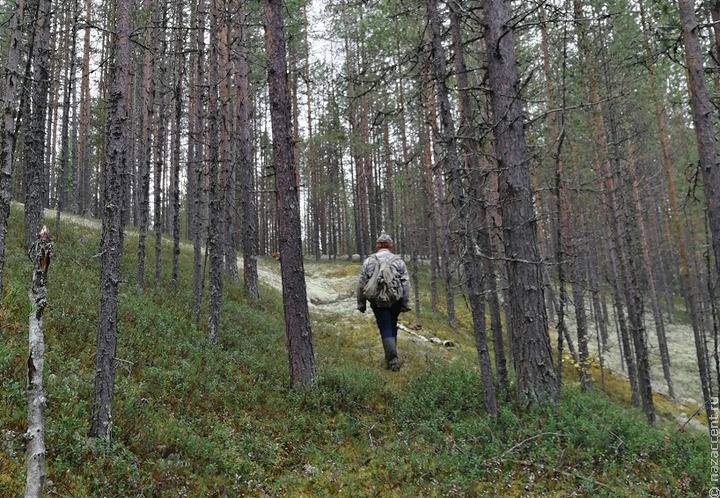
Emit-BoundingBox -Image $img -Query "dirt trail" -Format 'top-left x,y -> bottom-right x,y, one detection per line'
45,206 -> 359,316
258,261 -> 359,315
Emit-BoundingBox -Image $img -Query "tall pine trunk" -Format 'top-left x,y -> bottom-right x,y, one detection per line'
23,0 -> 52,248
89,0 -> 131,443
207,0 -> 223,345
427,0 -> 496,415
153,3 -> 168,287
54,0 -> 78,236
678,0 -> 717,426
484,0 -> 558,403
0,0 -> 26,297
236,3 -> 259,300
264,0 -> 317,388
171,0 -> 184,284
679,0 -> 720,287
76,0 -> 91,215
136,0 -> 156,289
191,0 -> 206,321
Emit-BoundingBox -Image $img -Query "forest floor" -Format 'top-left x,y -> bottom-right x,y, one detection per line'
2,205 -> 710,496
44,205 -> 708,430
255,251 -> 708,431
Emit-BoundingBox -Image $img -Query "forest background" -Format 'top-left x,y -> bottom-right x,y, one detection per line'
0,0 -> 720,495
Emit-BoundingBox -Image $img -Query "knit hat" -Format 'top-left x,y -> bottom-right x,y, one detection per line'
376,232 -> 393,244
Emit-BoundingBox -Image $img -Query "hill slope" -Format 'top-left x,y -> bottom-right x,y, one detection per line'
0,207 -> 711,496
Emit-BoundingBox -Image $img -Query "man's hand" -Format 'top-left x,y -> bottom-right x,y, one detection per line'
400,306 -> 411,313
357,304 -> 366,313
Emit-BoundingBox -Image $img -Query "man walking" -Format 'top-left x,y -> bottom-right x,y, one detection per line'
357,233 -> 410,371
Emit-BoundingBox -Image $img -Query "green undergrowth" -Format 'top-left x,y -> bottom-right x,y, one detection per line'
0,207 -> 711,497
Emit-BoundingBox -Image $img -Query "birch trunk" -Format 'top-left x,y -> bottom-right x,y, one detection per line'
25,226 -> 52,498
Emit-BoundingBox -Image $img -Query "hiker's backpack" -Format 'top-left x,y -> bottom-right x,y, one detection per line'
363,255 -> 402,307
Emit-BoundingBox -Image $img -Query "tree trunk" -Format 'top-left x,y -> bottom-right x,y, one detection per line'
219,4 -> 237,280
421,67 -> 439,314
483,0 -> 558,403
89,0 -> 131,443
207,0 -> 223,346
236,3 -> 259,300
622,96 -> 675,398
428,0 -> 496,415
449,0 -> 507,392
75,0 -> 91,214
136,0 -> 156,289
25,226 -> 52,498
264,0 -> 317,388
154,3 -> 168,287
54,1 -> 77,236
171,0 -> 184,284
191,0 -> 206,321
678,0 -> 718,426
305,5 -> 321,261
0,0 -> 27,298
572,0 -> 653,423
23,0 -> 52,248
680,0 -> 720,283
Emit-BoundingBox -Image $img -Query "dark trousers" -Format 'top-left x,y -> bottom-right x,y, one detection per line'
371,301 -> 402,339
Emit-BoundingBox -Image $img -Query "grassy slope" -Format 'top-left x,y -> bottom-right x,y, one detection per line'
0,207 -> 710,497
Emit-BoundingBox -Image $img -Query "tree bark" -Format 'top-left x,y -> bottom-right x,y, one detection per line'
191,0 -> 206,321
171,0 -> 184,284
76,0 -> 92,215
483,0 -> 558,403
0,0 -> 26,298
136,0 -> 156,289
236,3 -> 259,300
207,0 -> 223,346
154,2 -> 168,287
680,0 -> 720,282
428,0 -> 496,415
25,226 -> 52,498
54,0 -> 78,236
23,0 -> 52,248
678,0 -> 718,426
89,0 -> 131,443
264,0 -> 317,388
622,96 -> 675,398
219,3 -> 238,280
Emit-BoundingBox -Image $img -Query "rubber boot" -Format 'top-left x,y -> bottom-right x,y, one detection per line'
382,337 -> 400,371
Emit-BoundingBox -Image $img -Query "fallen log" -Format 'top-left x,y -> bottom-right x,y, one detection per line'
398,323 -> 454,347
